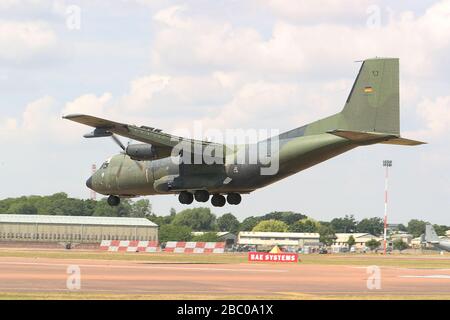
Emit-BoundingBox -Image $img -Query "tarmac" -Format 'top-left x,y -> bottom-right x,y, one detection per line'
0,256 -> 450,298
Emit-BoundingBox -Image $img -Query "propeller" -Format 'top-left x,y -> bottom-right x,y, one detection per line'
111,134 -> 126,151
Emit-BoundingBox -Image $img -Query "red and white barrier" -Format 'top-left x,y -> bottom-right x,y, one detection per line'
164,241 -> 225,253
100,240 -> 160,252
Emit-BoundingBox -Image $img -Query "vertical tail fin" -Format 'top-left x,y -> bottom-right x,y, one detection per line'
302,58 -> 401,136
425,224 -> 440,243
341,58 -> 399,134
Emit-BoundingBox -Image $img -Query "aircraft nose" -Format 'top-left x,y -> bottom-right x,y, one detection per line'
86,176 -> 93,189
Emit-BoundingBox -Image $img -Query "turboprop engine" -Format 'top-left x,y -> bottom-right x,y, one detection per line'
125,144 -> 171,161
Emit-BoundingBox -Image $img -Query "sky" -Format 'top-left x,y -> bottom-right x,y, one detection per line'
0,0 -> 449,224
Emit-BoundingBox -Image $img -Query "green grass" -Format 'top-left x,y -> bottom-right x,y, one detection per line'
0,248 -> 248,264
0,248 -> 449,268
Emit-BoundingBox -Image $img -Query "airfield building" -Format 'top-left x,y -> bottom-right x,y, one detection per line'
238,231 -> 320,251
191,231 -> 237,247
391,232 -> 414,245
0,214 -> 158,243
333,233 -> 380,250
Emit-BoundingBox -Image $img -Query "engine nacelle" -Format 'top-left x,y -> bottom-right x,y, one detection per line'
126,144 -> 171,161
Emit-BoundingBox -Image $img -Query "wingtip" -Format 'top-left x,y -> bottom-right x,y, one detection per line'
62,113 -> 85,120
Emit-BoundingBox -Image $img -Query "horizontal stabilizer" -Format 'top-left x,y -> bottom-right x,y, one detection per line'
328,130 -> 395,144
380,137 -> 426,146
328,130 -> 426,146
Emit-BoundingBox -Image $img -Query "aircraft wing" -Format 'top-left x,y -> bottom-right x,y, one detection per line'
63,114 -> 222,149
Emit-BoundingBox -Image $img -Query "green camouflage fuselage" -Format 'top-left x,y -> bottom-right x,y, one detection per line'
90,132 -> 355,197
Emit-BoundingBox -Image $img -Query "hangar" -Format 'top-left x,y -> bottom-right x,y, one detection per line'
191,231 -> 237,247
333,233 -> 380,250
0,214 -> 158,243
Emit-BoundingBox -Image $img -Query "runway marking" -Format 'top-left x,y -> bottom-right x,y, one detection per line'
400,275 -> 450,279
349,266 -> 450,271
0,261 -> 288,273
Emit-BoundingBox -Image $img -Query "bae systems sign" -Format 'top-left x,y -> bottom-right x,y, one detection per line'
248,252 -> 298,263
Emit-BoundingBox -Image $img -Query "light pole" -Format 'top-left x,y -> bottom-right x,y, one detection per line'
382,160 -> 392,255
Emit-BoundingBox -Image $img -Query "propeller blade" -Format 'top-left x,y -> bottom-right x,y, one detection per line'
111,134 -> 126,151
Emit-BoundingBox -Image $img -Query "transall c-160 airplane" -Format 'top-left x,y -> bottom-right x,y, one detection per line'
64,58 -> 424,207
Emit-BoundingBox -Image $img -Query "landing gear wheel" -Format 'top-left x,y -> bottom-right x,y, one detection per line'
211,194 -> 226,207
227,193 -> 242,205
107,195 -> 120,206
194,190 -> 210,202
178,191 -> 194,204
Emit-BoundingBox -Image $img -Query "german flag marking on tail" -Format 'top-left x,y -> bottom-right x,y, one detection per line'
364,86 -> 374,93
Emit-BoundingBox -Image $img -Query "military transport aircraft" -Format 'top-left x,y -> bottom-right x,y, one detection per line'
64,58 -> 424,207
425,224 -> 450,252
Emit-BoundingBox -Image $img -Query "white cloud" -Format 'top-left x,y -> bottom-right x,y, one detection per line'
63,93 -> 112,117
120,75 -> 170,112
0,20 -> 58,62
0,94 -> 112,144
153,5 -> 190,28
260,0 -> 373,21
5,1 -> 450,145
409,96 -> 450,140
1,73 -> 235,144
193,77 -> 356,134
22,96 -> 56,131
0,0 -> 19,9
151,1 -> 450,79
0,96 -> 59,143
0,0 -> 68,16
0,117 -> 17,134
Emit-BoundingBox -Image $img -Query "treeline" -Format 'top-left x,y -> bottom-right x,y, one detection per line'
0,193 -> 149,217
0,194 -> 448,242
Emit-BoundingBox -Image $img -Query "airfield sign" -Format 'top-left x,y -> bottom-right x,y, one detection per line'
248,252 -> 298,263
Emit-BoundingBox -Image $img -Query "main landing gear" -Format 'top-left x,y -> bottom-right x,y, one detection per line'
178,191 -> 194,204
107,195 -> 121,206
226,193 -> 242,205
211,194 -> 226,207
194,190 -> 209,202
178,191 -> 242,207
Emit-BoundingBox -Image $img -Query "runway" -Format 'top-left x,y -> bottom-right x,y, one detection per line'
1,256 -> 450,298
